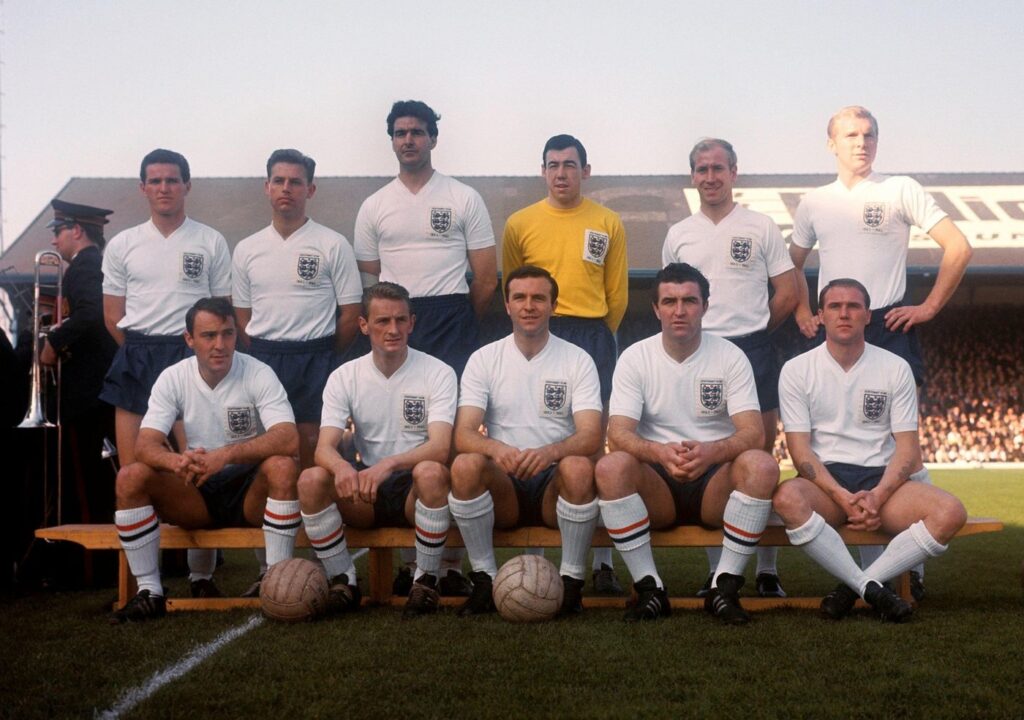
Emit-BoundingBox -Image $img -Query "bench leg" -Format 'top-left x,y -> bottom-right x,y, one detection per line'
895,571 -> 914,604
367,548 -> 393,604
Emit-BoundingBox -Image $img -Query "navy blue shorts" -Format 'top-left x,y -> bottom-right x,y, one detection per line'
100,332 -> 191,415
550,316 -> 617,405
248,335 -> 338,423
198,463 -> 259,529
353,462 -> 414,527
342,294 -> 477,377
810,302 -> 925,386
511,465 -> 559,527
651,462 -> 720,529
409,294 -> 477,379
824,462 -> 886,493
727,330 -> 778,412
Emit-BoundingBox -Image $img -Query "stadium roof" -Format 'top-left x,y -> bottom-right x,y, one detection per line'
3,172 -> 1023,277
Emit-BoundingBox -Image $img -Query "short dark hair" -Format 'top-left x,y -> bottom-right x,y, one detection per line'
387,100 -> 440,138
689,137 -> 737,171
503,264 -> 559,305
140,148 -> 191,183
362,281 -> 412,317
542,134 -> 587,168
81,223 -> 105,249
818,278 -> 871,310
653,263 -> 710,305
185,297 -> 235,334
266,148 -> 315,183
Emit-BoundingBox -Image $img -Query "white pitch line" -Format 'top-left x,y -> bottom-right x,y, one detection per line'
97,614 -> 263,720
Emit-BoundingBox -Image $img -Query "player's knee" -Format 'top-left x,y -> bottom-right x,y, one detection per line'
450,453 -> 485,493
557,456 -> 595,500
263,455 -> 299,492
932,494 -> 968,538
770,479 -> 806,522
296,466 -> 332,501
115,462 -> 151,504
413,461 -> 450,499
594,451 -> 633,496
736,449 -> 779,497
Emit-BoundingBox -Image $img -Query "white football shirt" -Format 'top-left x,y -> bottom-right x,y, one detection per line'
779,343 -> 918,467
610,332 -> 760,445
353,172 -> 494,297
459,334 -> 602,450
321,348 -> 457,466
662,204 -> 793,336
232,219 -> 362,341
102,218 -> 232,336
790,173 -> 947,308
141,352 -> 295,451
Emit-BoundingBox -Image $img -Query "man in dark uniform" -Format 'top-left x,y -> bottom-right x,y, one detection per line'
41,199 -> 118,585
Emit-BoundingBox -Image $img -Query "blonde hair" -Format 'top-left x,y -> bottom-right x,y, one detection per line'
827,106 -> 878,139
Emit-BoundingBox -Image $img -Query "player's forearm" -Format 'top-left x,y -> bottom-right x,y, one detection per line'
921,243 -> 972,317
706,426 -> 762,466
222,424 -> 299,465
468,274 -> 498,319
379,437 -> 450,473
454,426 -> 509,460
542,428 -> 602,464
766,273 -> 799,332
135,442 -> 182,474
607,427 -> 663,466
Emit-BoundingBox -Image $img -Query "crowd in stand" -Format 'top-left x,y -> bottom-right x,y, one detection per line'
771,305 -> 1023,464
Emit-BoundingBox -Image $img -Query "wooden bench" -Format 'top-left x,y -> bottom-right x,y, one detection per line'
35,518 -> 1003,612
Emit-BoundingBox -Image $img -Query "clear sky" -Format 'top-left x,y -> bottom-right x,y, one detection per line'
1,0 -> 1021,250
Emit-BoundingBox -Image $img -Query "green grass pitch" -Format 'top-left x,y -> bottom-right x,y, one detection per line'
2,469 -> 1022,719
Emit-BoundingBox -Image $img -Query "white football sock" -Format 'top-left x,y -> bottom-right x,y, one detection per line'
187,548 -> 216,582
756,546 -> 779,576
440,547 -> 465,572
253,548 -> 268,575
705,546 -> 722,575
116,506 -> 162,595
448,491 -> 497,578
263,498 -> 301,567
556,497 -> 599,580
600,494 -> 662,589
787,512 -> 869,596
713,491 -> 771,586
302,504 -> 356,583
591,513 -> 614,570
863,521 -> 947,585
414,500 -> 450,580
592,547 -> 614,571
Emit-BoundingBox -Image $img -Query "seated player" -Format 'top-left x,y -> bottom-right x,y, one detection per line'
773,278 -> 967,622
111,297 -> 300,623
595,263 -> 779,623
449,265 -> 603,616
297,282 -> 458,616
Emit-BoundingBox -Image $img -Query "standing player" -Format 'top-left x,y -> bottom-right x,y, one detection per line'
101,149 -> 232,597
501,133 -> 628,593
662,138 -> 797,598
297,282 -> 458,616
773,279 -> 966,622
232,149 -> 362,470
354,99 -> 497,595
110,298 -> 300,623
449,265 -> 603,616
789,106 -> 972,595
595,263 -> 779,623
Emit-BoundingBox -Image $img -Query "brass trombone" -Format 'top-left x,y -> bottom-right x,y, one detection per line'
18,250 -> 64,428
17,250 -> 64,524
